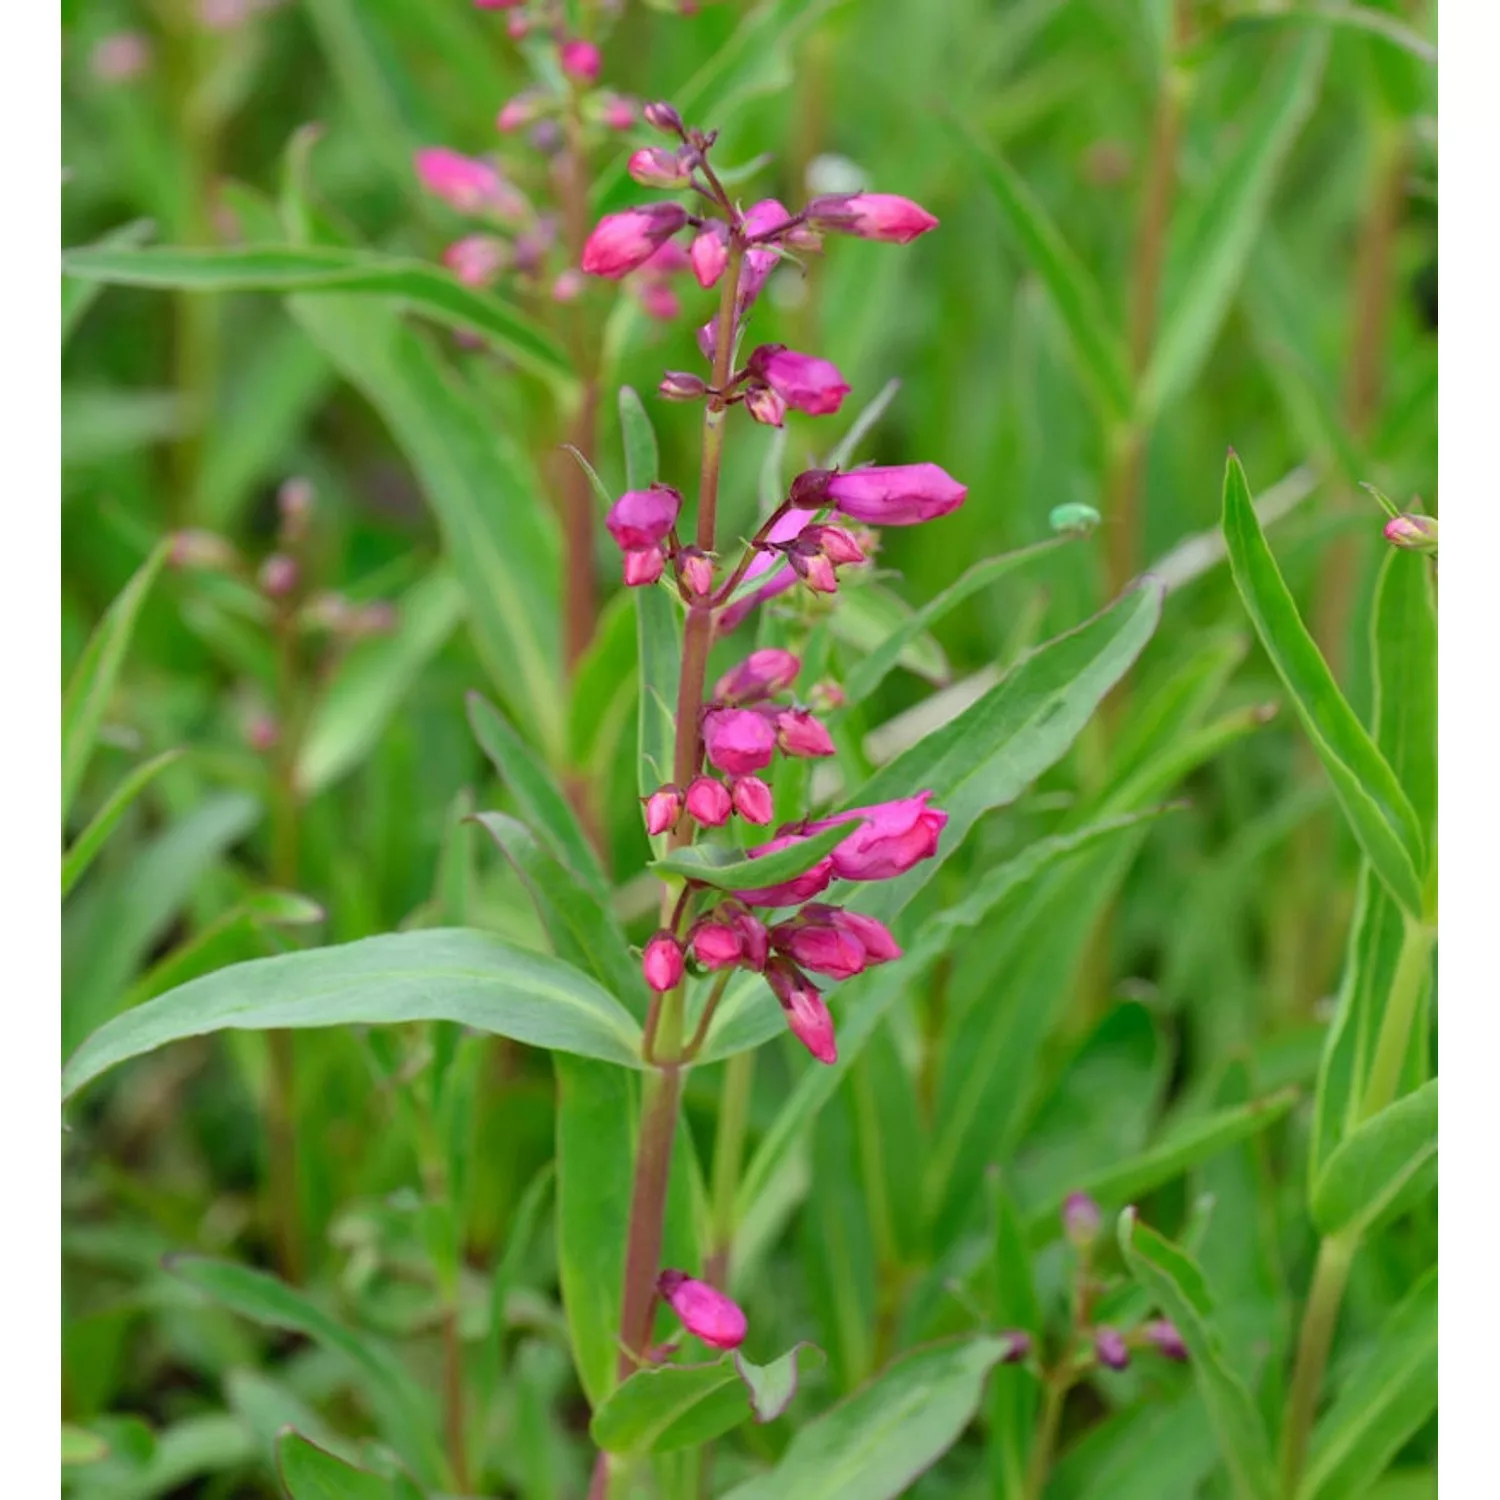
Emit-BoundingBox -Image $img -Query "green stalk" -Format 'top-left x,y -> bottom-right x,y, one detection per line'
705,1050 -> 755,1287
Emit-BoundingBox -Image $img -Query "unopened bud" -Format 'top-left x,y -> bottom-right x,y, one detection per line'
642,931 -> 685,993
1143,1319 -> 1188,1362
999,1331 -> 1033,1364
496,90 -> 544,134
1094,1327 -> 1130,1371
629,147 -> 690,189
559,38 -> 601,85
685,775 -> 732,828
600,94 -> 636,132
643,100 -> 684,136
657,1269 -> 747,1350
169,529 -> 237,572
1062,1191 -> 1101,1249
1383,513 -> 1437,553
551,269 -> 586,303
258,553 -> 299,599
622,547 -> 665,587
659,370 -> 709,402
731,775 -> 774,825
744,386 -> 787,428
277,476 -> 315,539
678,547 -> 715,599
644,785 -> 683,837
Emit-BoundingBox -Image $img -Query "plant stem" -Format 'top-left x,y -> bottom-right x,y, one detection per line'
705,1049 -> 755,1287
1358,912 -> 1437,1123
441,1300 -> 470,1494
1023,1373 -> 1068,1500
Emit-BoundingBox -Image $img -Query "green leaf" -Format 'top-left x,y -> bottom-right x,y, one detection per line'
721,1336 -> 1015,1500
296,569 -> 465,795
618,385 -> 660,489
650,821 -> 850,894
947,117 -> 1133,421
825,583 -> 949,687
838,541 -> 1065,713
1310,1080 -> 1436,1238
276,1432 -> 393,1500
1142,34 -> 1327,418
988,1174 -> 1043,1497
1223,4 -> 1436,66
1297,1267 -> 1437,1500
59,244 -> 571,384
63,928 -> 644,1101
62,1424 -> 110,1467
289,296 -> 564,754
1369,549 -> 1437,852
61,749 -> 185,899
1117,1209 -> 1276,1500
1220,453 -> 1425,914
61,540 -> 170,825
166,1257 -> 443,1485
466,693 -> 609,905
62,219 -> 153,348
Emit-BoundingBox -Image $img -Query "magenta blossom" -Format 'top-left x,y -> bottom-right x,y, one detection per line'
657,1270 -> 747,1350
1144,1320 -> 1188,1361
690,916 -> 744,970
496,91 -> 543,133
806,192 -> 939,244
816,463 -> 967,526
443,235 -> 507,287
716,507 -> 817,633
415,148 -> 524,219
642,932 -> 684,993
605,485 -> 682,551
690,226 -> 729,288
600,94 -> 636,131
731,776 -> 774,825
749,345 -> 851,417
821,907 -> 902,963
629,147 -> 689,189
1095,1328 -> 1131,1371
715,648 -> 801,704
582,203 -> 689,278
732,833 -> 837,908
702,708 -> 777,777
643,785 -> 682,837
767,960 -> 838,1063
622,548 -> 664,587
774,708 -> 836,759
808,792 -> 948,881
559,38 -> 601,84
774,922 -> 867,980
685,775 -> 732,828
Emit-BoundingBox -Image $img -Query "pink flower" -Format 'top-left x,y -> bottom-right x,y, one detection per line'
622,548 -> 665,587
716,508 -> 817,633
715,648 -> 801,704
731,776 -> 774,825
657,1270 -> 747,1350
791,551 -> 838,593
806,192 -> 939,244
826,908 -> 902,963
734,910 -> 770,970
685,776 -> 732,828
443,235 -> 508,287
1095,1327 -> 1130,1371
702,708 -> 777,777
800,524 -> 864,565
642,932 -> 684,993
581,203 -> 689,278
773,921 -> 867,980
732,834 -> 837,908
559,38 -> 601,84
643,101 -> 684,135
415,148 -> 523,219
600,94 -> 636,132
690,226 -> 729,288
808,792 -> 948,881
775,708 -> 836,759
552,269 -> 586,304
745,388 -> 788,428
749,346 -> 851,417
767,960 -> 838,1063
1383,513 -> 1438,552
814,463 -> 967,526
678,548 -> 714,599
660,371 -> 709,402
636,281 -> 682,322
474,0 -> 524,8
690,916 -> 743,969
496,91 -> 543,133
644,786 -> 682,837
629,147 -> 689,189
1144,1320 -> 1188,1361
605,485 -> 682,551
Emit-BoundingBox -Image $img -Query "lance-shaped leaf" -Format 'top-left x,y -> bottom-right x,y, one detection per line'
61,749 -> 185,898
277,1432 -> 396,1500
1311,1079 -> 1437,1238
651,821 -> 851,893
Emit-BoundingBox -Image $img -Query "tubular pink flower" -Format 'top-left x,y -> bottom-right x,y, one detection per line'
800,523 -> 865,565
790,550 -> 838,593
1383,513 -> 1438,552
749,345 -> 851,417
715,648 -> 801,704
690,226 -> 730,288
659,370 -> 709,402
685,775 -> 732,828
605,485 -> 682,551
644,786 -> 683,837
744,387 -> 788,428
732,834 -> 837,908
689,916 -> 744,969
559,38 -> 601,84
773,921 -> 867,980
496,91 -> 543,133
678,548 -> 715,599
731,776 -> 774,825
551,269 -> 586,304
823,463 -> 967,526
716,508 -> 817,633
414,148 -> 524,219
774,708 -> 836,759
702,708 -> 777,777
643,100 -> 684,135
733,910 -> 770,970
822,907 -> 902,963
443,234 -> 508,287
629,147 -> 689,189
767,960 -> 838,1064
657,1270 -> 747,1350
808,792 -> 948,881
806,191 -> 939,244
622,547 -> 665,587
581,203 -> 688,279
642,932 -> 684,993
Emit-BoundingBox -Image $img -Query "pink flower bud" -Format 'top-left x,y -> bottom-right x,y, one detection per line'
731,776 -> 774,825
643,100 -> 684,136
732,834 -> 836,908
581,203 -> 688,278
1383,513 -> 1438,552
1094,1327 -> 1130,1371
496,91 -> 543,134
823,907 -> 902,963
636,280 -> 682,322
259,553 -> 299,598
775,708 -> 836,759
734,910 -> 770,970
801,524 -> 865,566
559,38 -> 601,84
246,713 -> 280,752
606,485 -> 682,551
748,345 -> 851,417
715,649 -> 801,704
659,370 -> 709,402
507,14 -> 528,38
92,32 -> 153,83
767,960 -> 837,1063
824,464 -> 967,526
629,147 -> 690,189
642,932 -> 685,993
414,148 -> 525,220
791,550 -> 839,594
622,547 -> 665,587
600,94 -> 636,131
1000,1331 -> 1033,1363
657,1270 -> 747,1350
807,792 -> 948,881
745,387 -> 788,428
1062,1191 -> 1101,1248
806,192 -> 939,244
444,234 -> 509,287
685,776 -> 733,828
1144,1320 -> 1188,1361
474,0 -> 525,8
552,269 -> 586,303
644,785 -> 683,837
702,708 -> 777,776
169,529 -> 237,572
690,916 -> 744,969
677,548 -> 715,599
689,226 -> 730,288
772,920 -> 868,980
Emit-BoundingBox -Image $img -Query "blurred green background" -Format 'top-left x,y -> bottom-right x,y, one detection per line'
62,1 -> 1436,1496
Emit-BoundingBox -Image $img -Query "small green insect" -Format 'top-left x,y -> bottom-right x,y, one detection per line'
1048,503 -> 1101,537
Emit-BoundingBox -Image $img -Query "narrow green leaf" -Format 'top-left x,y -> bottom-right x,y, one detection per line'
947,118 -> 1133,421
60,244 -> 571,383
1142,35 -> 1327,418
62,219 -> 154,347
651,822 -> 849,894
1311,1079 -> 1436,1237
276,1432 -> 392,1500
1223,4 -> 1436,66
1118,1210 -> 1276,1500
1370,549 -> 1437,851
61,749 -> 185,899
61,540 -> 170,825
825,583 -> 949,688
296,569 -> 464,795
63,928 -> 644,1101
1298,1268 -> 1437,1500
1221,453 -> 1425,914
721,1337 -> 1014,1500
988,1174 -> 1042,1497
618,385 -> 659,489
